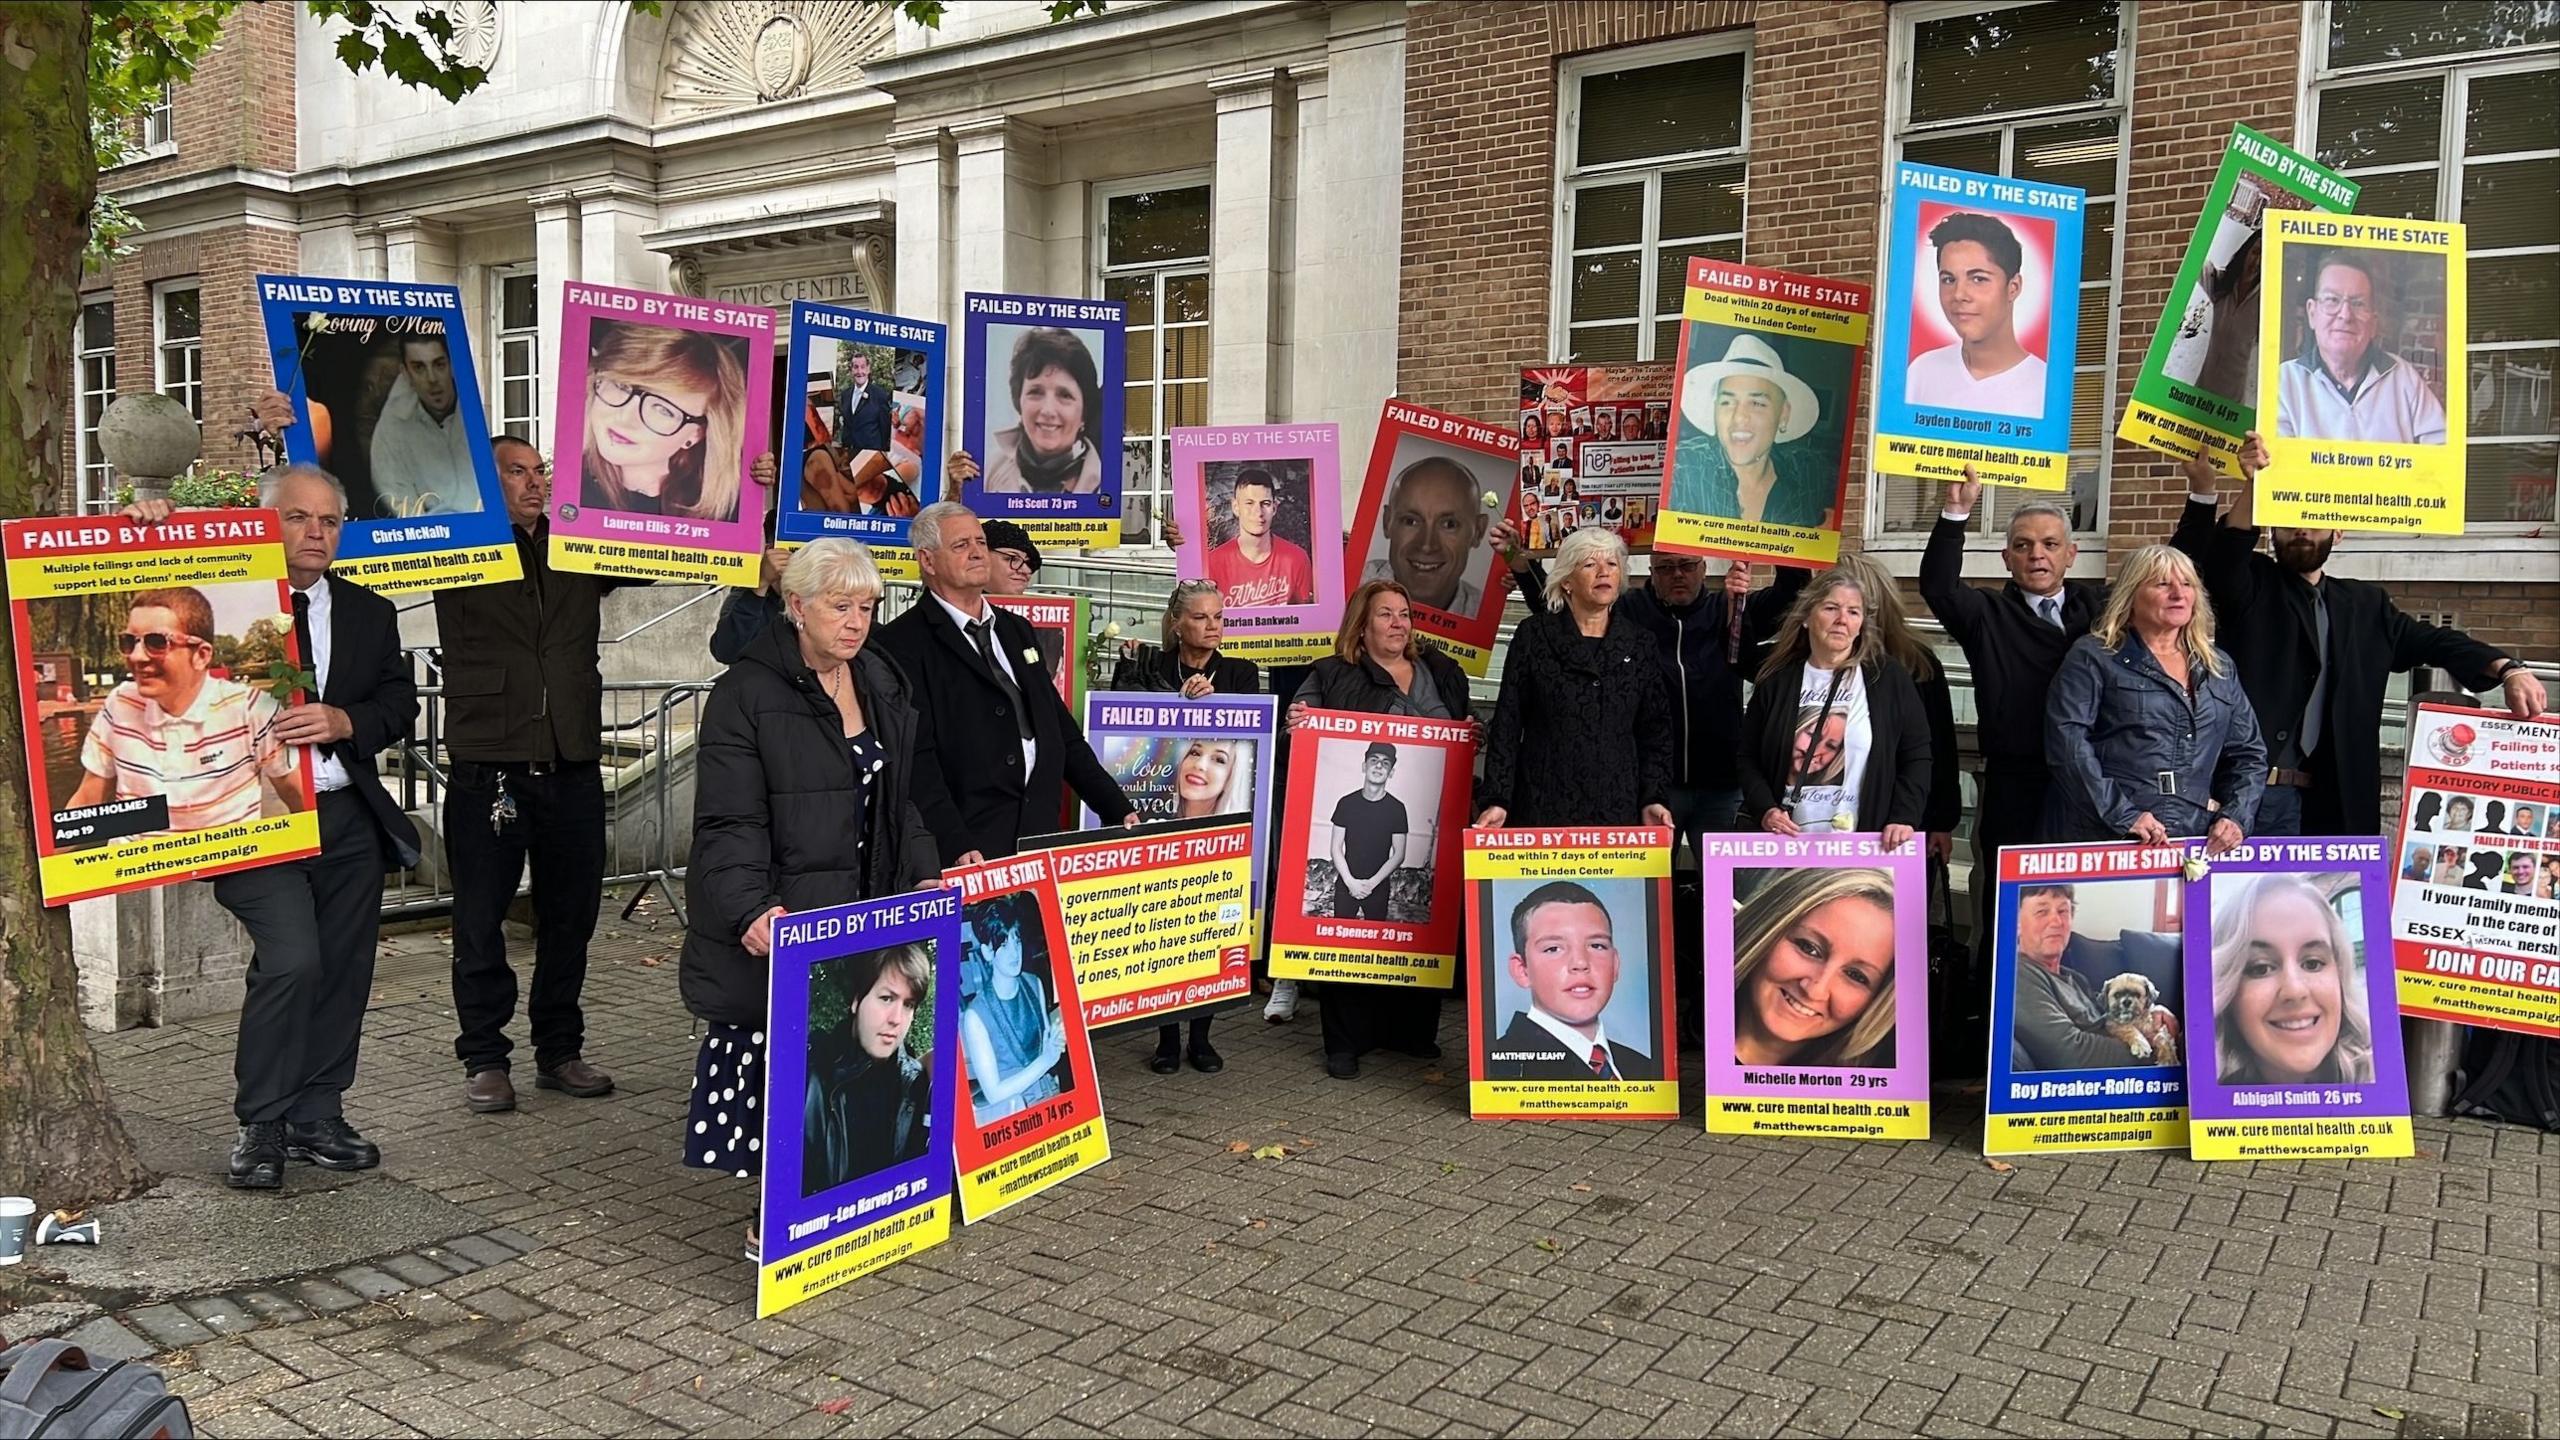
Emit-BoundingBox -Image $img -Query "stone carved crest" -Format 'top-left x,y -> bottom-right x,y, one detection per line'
441,1 -> 501,70
658,2 -> 895,123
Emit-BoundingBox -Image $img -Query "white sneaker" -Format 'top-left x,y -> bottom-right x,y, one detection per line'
1263,980 -> 1299,1023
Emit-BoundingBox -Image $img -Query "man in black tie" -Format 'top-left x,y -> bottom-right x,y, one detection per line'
126,468 -> 421,1188
877,501 -> 1136,864
833,351 -> 894,455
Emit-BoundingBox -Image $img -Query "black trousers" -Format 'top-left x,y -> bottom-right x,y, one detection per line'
445,760 -> 605,1075
213,791 -> 385,1124
1332,879 -> 1390,920
1319,983 -> 1442,1059
1961,771 -> 2052,1074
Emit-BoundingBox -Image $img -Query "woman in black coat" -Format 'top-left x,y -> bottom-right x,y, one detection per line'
1739,567 -> 1931,848
679,539 -> 941,1259
1107,579 -> 1262,1075
1473,528 -> 1677,831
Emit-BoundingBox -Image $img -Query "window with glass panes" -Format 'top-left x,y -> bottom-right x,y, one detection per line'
76,298 -> 115,511
1556,38 -> 1750,363
154,282 -> 202,428
494,268 -> 542,447
142,84 -> 174,149
2312,0 -> 2558,531
1877,0 -> 2126,541
1098,180 -> 1210,547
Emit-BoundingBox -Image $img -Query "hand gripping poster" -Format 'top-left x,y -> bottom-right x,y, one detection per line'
2116,127 -> 2359,474
961,292 -> 1128,549
2390,703 -> 2560,1037
1169,424 -> 1346,666
1515,364 -> 1672,557
943,852 -> 1110,1223
756,887 -> 959,1317
1983,842 -> 2194,1157
2182,839 -> 2413,1162
1344,402 -> 1522,676
1020,814 -> 1256,1030
550,283 -> 775,586
1873,162 -> 2086,491
1269,709 -> 1477,988
2258,212 -> 2467,533
257,276 -> 520,593
1700,833 -> 1931,1141
1463,826 -> 1679,1121
1655,260 -> 1871,567
777,301 -> 946,578
7,511 -> 320,904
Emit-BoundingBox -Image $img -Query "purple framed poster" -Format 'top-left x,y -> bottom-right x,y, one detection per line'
549,282 -> 774,587
755,886 -> 961,1317
960,291 -> 1127,549
1169,424 -> 1346,666
1701,833 -> 1931,1140
2182,838 -> 2413,1162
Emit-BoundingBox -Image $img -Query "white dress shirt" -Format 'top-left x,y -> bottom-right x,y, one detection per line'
296,578 -> 350,792
1525,1003 -> 1621,1078
932,591 -> 1038,780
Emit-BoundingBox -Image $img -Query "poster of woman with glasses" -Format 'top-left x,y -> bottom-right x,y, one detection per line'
549,282 -> 774,587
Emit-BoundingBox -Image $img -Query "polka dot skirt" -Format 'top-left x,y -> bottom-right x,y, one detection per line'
682,1021 -> 767,1178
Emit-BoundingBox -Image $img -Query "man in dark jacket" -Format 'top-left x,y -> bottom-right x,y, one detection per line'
833,351 -> 895,454
877,501 -> 1135,863
2172,435 -> 2544,835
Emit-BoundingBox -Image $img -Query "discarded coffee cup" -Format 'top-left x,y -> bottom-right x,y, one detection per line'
35,1212 -> 100,1247
0,1197 -> 34,1266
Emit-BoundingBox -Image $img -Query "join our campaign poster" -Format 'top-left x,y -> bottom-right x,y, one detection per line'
1874,162 -> 2085,491
1983,843 -> 2194,1157
2182,840 -> 2413,1162
776,302 -> 945,578
1021,815 -> 1255,1030
7,511 -> 320,905
1516,364 -> 1671,557
755,888 -> 959,1318
944,853 -> 1110,1224
1268,709 -> 1477,989
961,292 -> 1127,549
256,276 -> 519,593
1655,261 -> 1870,567
2117,127 -> 2360,475
1463,827 -> 1678,1121
1343,402 -> 1521,676
1700,834 -> 1930,1141
549,282 -> 775,587
2258,212 -> 2468,534
2391,703 -> 2560,1038
987,592 -> 1085,715
1169,424 -> 1346,666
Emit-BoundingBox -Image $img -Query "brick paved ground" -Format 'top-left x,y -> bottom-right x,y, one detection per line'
58,890 -> 2560,1438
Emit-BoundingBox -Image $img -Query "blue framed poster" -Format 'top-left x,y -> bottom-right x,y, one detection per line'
960,291 -> 1127,549
775,301 -> 945,576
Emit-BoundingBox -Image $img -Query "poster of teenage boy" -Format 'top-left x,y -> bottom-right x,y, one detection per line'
777,301 -> 945,572
550,283 -> 774,588
961,292 -> 1128,549
1169,424 -> 1346,666
257,276 -> 518,592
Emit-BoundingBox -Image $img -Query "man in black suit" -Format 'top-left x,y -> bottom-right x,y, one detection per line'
1486,882 -> 1657,1081
833,350 -> 894,455
878,501 -> 1135,864
129,467 -> 422,1188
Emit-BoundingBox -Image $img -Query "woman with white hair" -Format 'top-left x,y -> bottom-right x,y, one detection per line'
1473,527 -> 1676,830
2045,543 -> 2263,849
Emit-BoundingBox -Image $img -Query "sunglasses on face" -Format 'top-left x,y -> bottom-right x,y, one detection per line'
591,376 -> 707,438
121,630 -> 205,657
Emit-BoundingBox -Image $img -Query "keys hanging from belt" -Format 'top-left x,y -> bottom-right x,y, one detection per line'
489,771 -> 520,836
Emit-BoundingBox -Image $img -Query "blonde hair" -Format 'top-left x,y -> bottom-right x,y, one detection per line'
1730,867 -> 1899,1067
1544,527 -> 1629,614
1173,738 -> 1256,818
1835,553 -> 1940,682
2209,874 -> 2373,1085
581,320 -> 748,523
2094,544 -> 2226,679
1758,570 -> 1879,682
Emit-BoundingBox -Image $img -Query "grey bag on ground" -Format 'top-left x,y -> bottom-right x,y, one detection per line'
0,1339 -> 194,1439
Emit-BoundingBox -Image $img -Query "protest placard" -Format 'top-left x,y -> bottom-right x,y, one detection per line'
1169,424 -> 1345,665
961,292 -> 1127,549
1983,842 -> 2193,1157
2182,839 -> 2413,1162
2117,127 -> 2359,474
2390,703 -> 2560,1038
756,888 -> 958,1317
2258,212 -> 2467,533
550,283 -> 775,586
987,592 -> 1085,714
1269,709 -> 1476,988
7,511 -> 319,905
1516,365 -> 1671,557
1873,162 -> 2085,491
1020,815 -> 1255,1030
1700,833 -> 1931,1141
943,853 -> 1110,1223
1655,261 -> 1869,567
1081,692 -> 1275,860
776,302 -> 945,579
257,276 -> 519,593
1463,826 -> 1678,1121
1344,402 -> 1521,676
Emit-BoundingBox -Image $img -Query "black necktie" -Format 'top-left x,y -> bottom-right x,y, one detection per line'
969,618 -> 1034,741
291,590 -> 317,697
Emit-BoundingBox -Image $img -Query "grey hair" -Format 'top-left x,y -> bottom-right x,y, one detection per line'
780,538 -> 884,621
2005,498 -> 2073,540
909,499 -> 978,555
261,464 -> 349,512
1161,579 -> 1222,648
1543,525 -> 1628,613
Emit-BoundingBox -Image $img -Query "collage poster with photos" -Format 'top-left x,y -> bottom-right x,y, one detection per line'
1513,364 -> 1671,557
2389,702 -> 2560,1039
775,300 -> 946,578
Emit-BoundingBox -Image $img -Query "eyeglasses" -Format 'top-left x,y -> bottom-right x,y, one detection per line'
120,630 -> 205,657
993,550 -> 1034,573
591,376 -> 707,437
2309,295 -> 2373,318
